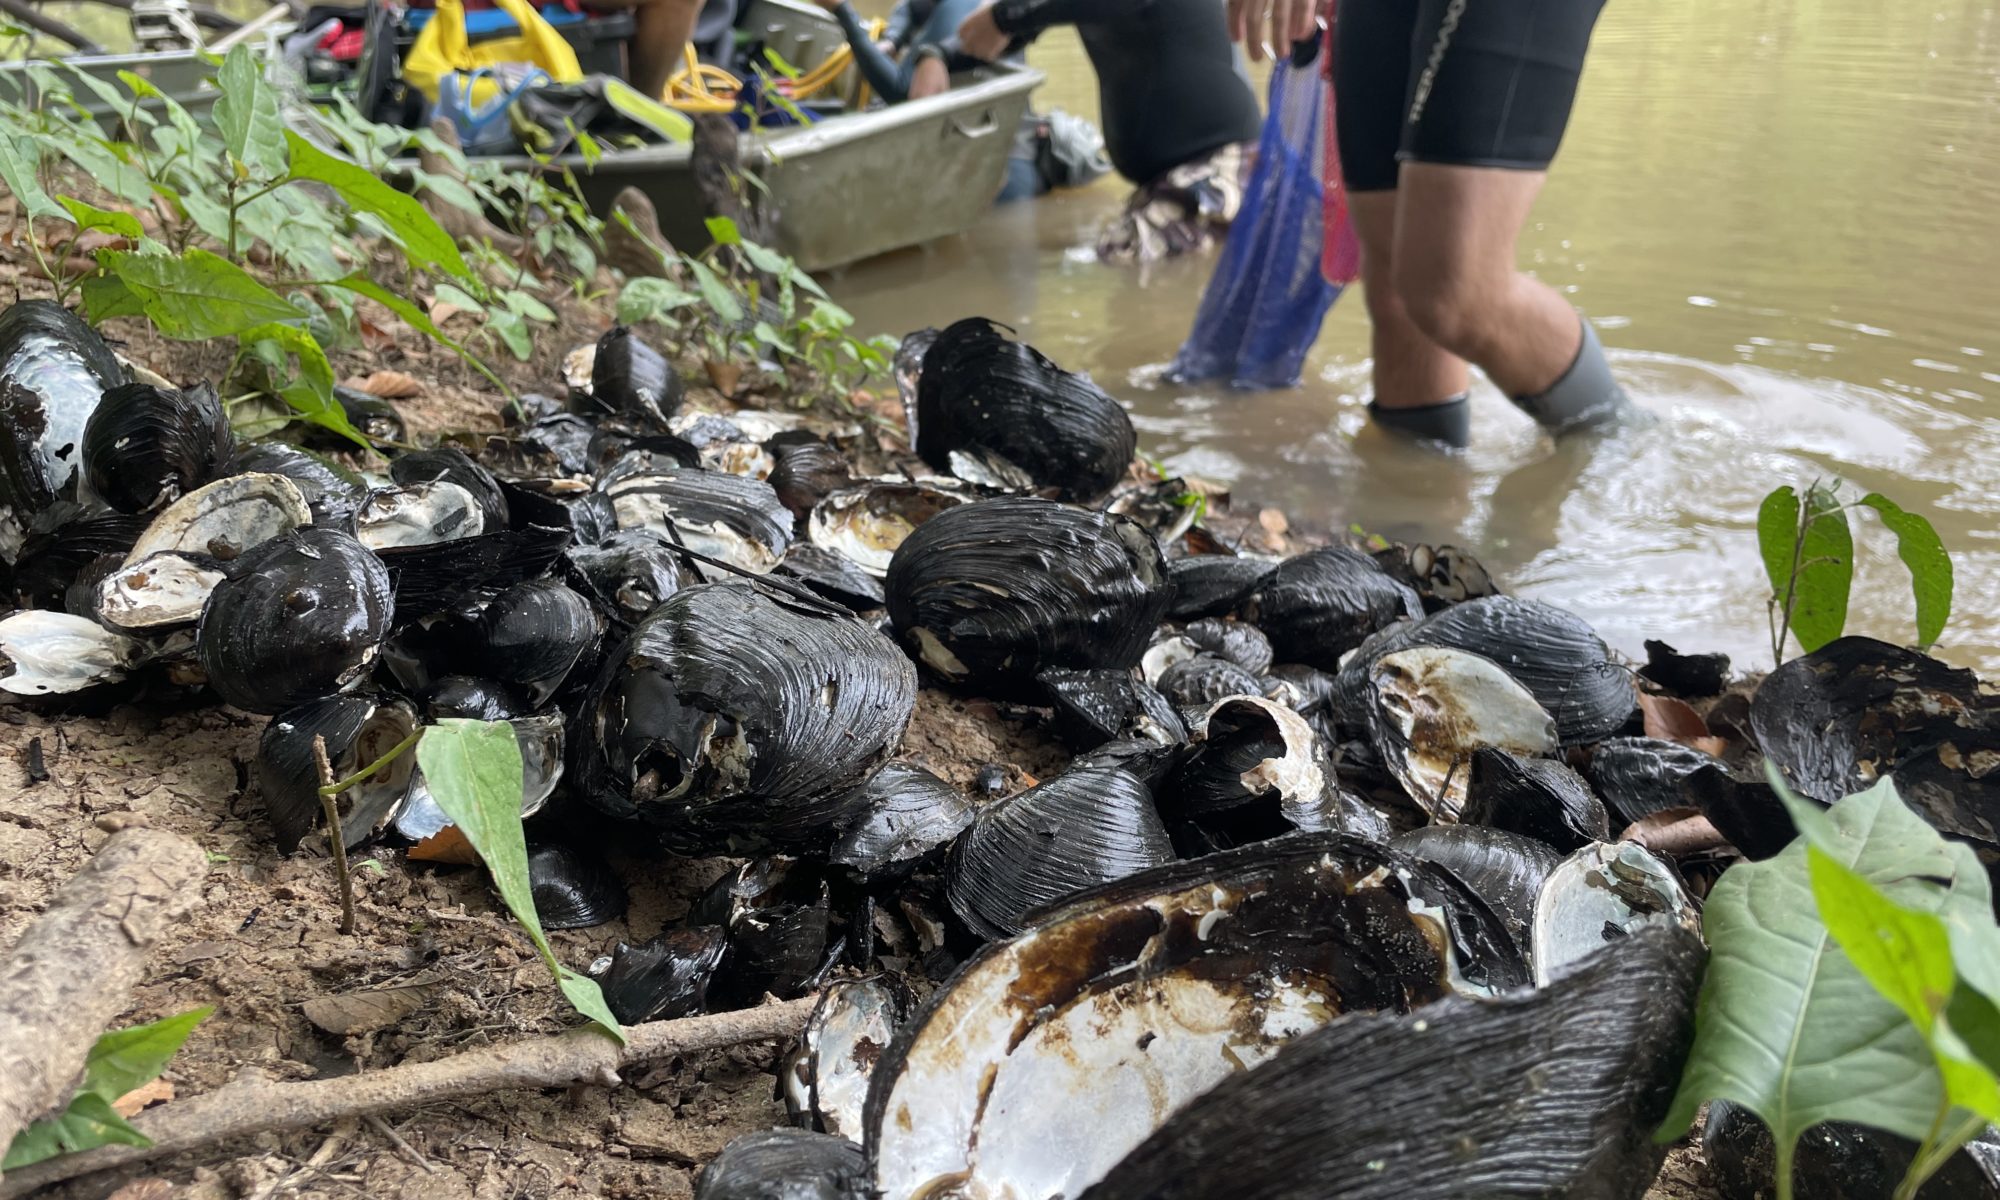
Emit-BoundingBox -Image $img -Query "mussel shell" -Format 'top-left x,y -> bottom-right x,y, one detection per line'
866,833 -> 1520,1200
578,579 -> 917,853
1640,637 -> 1731,697
257,694 -> 420,852
785,978 -> 907,1142
1181,617 -> 1273,674
1156,654 -> 1264,711
0,300 -> 125,545
330,385 -> 406,444
374,526 -> 573,621
80,381 -> 232,514
509,413 -> 598,476
1163,696 -> 1325,822
713,897 -> 833,1007
562,528 -> 693,625
1038,667 -> 1186,751
1367,646 -> 1558,820
526,842 -> 626,930
95,550 -> 228,631
1702,1098 -> 2000,1200
944,763 -> 1175,941
773,543 -> 885,611
196,527 -> 394,714
884,497 -> 1170,696
423,676 -> 528,721
1074,927 -> 1705,1200
1165,554 -> 1276,621
497,479 -> 618,545
807,482 -> 970,577
828,764 -> 979,882
354,480 -> 487,550
390,446 -> 511,530
1463,747 -> 1609,852
229,440 -> 367,525
1372,541 -> 1501,612
0,609 -> 145,695
126,472 -> 312,566
892,328 -> 935,438
475,578 -> 600,706
1391,824 -> 1561,962
591,925 -> 728,1025
769,439 -> 853,519
1531,840 -> 1698,985
1263,663 -> 1338,714
695,1129 -> 868,1200
394,712 -> 563,840
599,461 -> 792,574
585,325 -> 681,427
11,502 -> 147,608
1241,547 -> 1422,670
1585,736 -> 1722,828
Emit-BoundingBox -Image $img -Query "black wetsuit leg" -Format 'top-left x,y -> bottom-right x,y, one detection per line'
1335,0 -> 1609,192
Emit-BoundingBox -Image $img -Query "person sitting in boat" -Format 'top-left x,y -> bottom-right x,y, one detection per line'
816,0 -> 984,103
954,0 -> 1260,261
589,0 -> 707,99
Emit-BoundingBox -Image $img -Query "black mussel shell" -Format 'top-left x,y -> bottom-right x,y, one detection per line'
1242,547 -> 1422,670
1182,617 -> 1273,674
592,925 -> 728,1025
713,897 -> 833,1008
1463,748 -> 1609,852
0,300 -> 126,538
808,482 -> 972,577
893,329 -> 935,435
197,527 -> 394,714
229,440 -> 368,525
562,528 -> 693,626
578,579 -> 917,853
1166,554 -> 1276,621
829,764 -> 979,882
378,605 -> 485,695
497,479 -> 618,543
1038,667 -> 1186,751
374,526 -> 573,621
584,325 -> 681,427
694,856 -> 819,928
1640,638 -> 1730,697
81,381 -> 232,514
1391,824 -> 1561,961
885,497 -> 1170,697
598,460 -> 792,573
11,502 -> 147,608
476,578 -> 600,706
1586,736 -> 1722,827
514,413 -> 598,476
1702,1099 -> 2000,1200
526,842 -> 626,930
588,429 -> 703,477
1075,927 -> 1704,1200
66,551 -> 128,620
866,833 -> 1522,1200
1156,654 -> 1264,711
391,446 -> 510,530
696,1129 -> 868,1200
785,978 -> 907,1142
1161,697 -> 1321,819
424,676 -> 529,720
913,317 -> 1136,503
775,543 -> 885,611
1069,737 -> 1185,792
510,392 -> 564,424
1263,662 -> 1339,713
257,694 -> 420,852
769,439 -> 853,520
330,385 -> 405,444
944,764 -> 1175,941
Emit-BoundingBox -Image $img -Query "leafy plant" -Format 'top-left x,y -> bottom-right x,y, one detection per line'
1759,480 -> 1952,662
3,1007 -> 212,1169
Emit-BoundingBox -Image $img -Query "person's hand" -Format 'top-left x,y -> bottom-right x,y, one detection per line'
956,2 -> 1009,61
1227,0 -> 1317,63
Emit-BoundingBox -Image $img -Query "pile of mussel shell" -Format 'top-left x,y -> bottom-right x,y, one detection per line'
14,300 -> 2000,1199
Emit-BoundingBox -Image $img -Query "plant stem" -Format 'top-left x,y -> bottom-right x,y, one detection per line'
311,734 -> 356,937
1773,483 -> 1816,665
318,727 -> 423,797
1896,1110 -> 1986,1200
1774,1138 -> 1795,1200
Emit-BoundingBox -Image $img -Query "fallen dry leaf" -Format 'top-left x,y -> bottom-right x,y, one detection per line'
1619,808 -> 1736,859
408,824 -> 479,865
357,315 -> 397,353
355,370 -> 423,399
300,972 -> 445,1036
106,1179 -> 175,1200
111,1078 -> 175,1118
705,358 -> 744,398
1638,693 -> 1730,757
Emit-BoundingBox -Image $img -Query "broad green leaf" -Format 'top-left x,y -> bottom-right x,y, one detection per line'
213,46 -> 286,179
81,270 -> 147,322
1859,493 -> 1953,648
617,276 -> 698,325
487,309 -> 533,360
83,1006 -> 213,1102
500,290 -> 556,323
58,62 -> 140,121
31,133 -> 152,206
283,130 -> 468,280
99,248 -> 303,339
1759,483 -> 1852,655
411,168 -> 483,217
1,1092 -> 149,1170
704,215 -> 742,246
238,322 -> 368,450
417,720 -> 624,1042
0,131 -> 58,220
56,196 -> 143,239
687,258 -> 743,325
432,282 -> 487,316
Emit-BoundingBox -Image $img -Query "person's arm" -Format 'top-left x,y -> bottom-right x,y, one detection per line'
826,0 -> 911,100
956,0 -> 1144,60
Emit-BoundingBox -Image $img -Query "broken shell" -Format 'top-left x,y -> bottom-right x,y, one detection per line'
125,472 -> 311,565
807,482 -> 969,577
1532,840 -> 1699,985
389,446 -> 511,531
591,926 -> 728,1025
95,550 -> 228,631
257,694 -> 420,852
828,764 -> 979,882
1038,667 -> 1186,751
1367,646 -> 1558,820
1462,747 -> 1610,852
1163,696 -> 1326,827
0,609 -> 145,695
1241,546 -> 1422,669
562,528 -> 693,626
354,480 -> 488,550
784,978 -> 907,1141
0,300 -> 126,550
1392,824 -> 1562,965
774,543 -> 886,611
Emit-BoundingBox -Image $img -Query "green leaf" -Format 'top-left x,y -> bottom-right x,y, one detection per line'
687,259 -> 743,325
57,196 -> 143,239
238,322 -> 368,450
84,1006 -> 214,1102
617,276 -> 698,326
1858,493 -> 1953,648
283,130 -> 468,280
500,290 -> 556,324
31,133 -> 152,206
705,215 -> 742,246
432,282 -> 487,316
325,274 -> 509,402
1,1093 -> 149,1170
80,270 -> 147,322
412,169 -> 483,217
487,309 -> 533,360
416,721 -> 624,1042
0,131 -> 58,220
213,46 -> 287,179
99,248 -> 303,339
1759,483 -> 1853,656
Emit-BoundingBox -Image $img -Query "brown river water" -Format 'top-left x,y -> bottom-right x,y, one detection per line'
828,0 -> 2000,677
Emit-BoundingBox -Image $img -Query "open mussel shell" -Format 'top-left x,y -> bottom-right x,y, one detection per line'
784,978 -> 907,1141
1463,747 -> 1610,852
1038,667 -> 1186,751
561,528 -> 692,626
196,527 -> 394,715
913,317 -> 1136,502
769,439 -> 853,520
230,440 -> 367,525
590,925 -> 728,1025
1702,1098 -> 2000,1200
126,472 -> 311,566
866,833 -> 1518,1200
808,482 -> 969,577
774,543 -> 885,611
599,460 -> 792,573
695,1129 -> 868,1200
828,764 -> 979,882
1165,554 -> 1276,621
11,503 -> 147,609
257,694 -> 419,852
578,579 -> 917,853
1392,824 -> 1561,964
1156,654 -> 1264,711
1367,646 -> 1558,820
1164,696 -> 1326,825
885,497 -> 1169,696
944,763 -> 1174,941
0,300 -> 126,551
0,609 -> 146,695
713,894 -> 833,1008
80,381 -> 232,514
1075,926 -> 1705,1200
1585,736 -> 1723,827
394,713 -> 563,838
1532,840 -> 1698,986
525,842 -> 626,930
1240,547 -> 1421,670
1181,616 -> 1273,674
354,480 -> 487,550
475,578 -> 600,707
390,446 -> 510,531
374,526 -> 573,621
584,325 -> 681,427
95,550 -> 228,631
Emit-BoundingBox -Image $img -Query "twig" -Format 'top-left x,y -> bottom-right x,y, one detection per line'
311,736 -> 356,937
0,0 -> 102,52
318,728 -> 423,798
363,1114 -> 434,1174
0,998 -> 817,1196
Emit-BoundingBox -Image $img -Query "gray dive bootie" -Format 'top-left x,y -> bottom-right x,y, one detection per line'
1367,395 -> 1471,449
1512,318 -> 1629,435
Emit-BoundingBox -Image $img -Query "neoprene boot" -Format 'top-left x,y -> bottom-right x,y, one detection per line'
1511,317 -> 1628,435
1367,395 -> 1471,449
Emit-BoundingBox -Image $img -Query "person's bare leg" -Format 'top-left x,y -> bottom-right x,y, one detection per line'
614,0 -> 704,100
908,53 -> 949,99
1351,190 -> 1466,408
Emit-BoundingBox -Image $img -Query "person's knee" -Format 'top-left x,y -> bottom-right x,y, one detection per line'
1393,259 -> 1495,356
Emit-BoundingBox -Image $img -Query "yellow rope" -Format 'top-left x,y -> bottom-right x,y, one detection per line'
660,19 -> 882,111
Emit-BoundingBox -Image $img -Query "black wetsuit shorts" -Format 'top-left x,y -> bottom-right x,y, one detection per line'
1333,0 -> 1608,192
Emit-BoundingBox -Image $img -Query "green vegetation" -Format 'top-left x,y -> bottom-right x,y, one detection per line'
1758,480 -> 1953,662
3,1007 -> 212,1168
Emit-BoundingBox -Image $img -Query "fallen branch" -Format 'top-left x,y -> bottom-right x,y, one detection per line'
0,996 -> 817,1195
0,826 -> 208,1165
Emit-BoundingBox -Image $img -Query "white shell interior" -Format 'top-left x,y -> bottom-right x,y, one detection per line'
1532,840 -> 1697,985
354,481 -> 486,549
1371,646 -> 1558,819
125,472 -> 310,564
0,610 -> 145,695
96,552 -> 226,630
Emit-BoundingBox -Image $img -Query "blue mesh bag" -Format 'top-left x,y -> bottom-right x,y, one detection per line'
1169,44 -> 1344,390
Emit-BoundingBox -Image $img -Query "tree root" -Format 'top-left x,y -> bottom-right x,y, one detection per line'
0,997 -> 818,1196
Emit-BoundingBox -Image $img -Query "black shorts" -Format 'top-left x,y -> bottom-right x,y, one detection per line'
1333,0 -> 1608,192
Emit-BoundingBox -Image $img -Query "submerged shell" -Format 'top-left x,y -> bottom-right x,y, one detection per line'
1076,927 -> 1705,1200
257,695 -> 420,852
1463,747 -> 1610,852
0,300 -> 126,547
1242,547 -> 1422,670
80,381 -> 233,514
0,609 -> 145,695
600,461 -> 792,574
196,527 -> 394,714
867,833 -> 1517,1200
1532,840 -> 1699,985
1038,667 -> 1186,751
1165,554 -> 1276,621
591,926 -> 727,1025
808,483 -> 968,577
1368,646 -> 1558,819
945,764 -> 1175,941
476,578 -> 600,706
884,497 -> 1169,695
354,480 -> 487,550
526,843 -> 627,930
562,529 -> 692,625
126,472 -> 311,565
695,1129 -> 868,1200
579,579 -> 917,853
95,550 -> 228,631
913,317 -> 1136,502
828,764 -> 979,881
784,979 -> 906,1141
